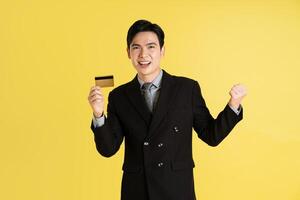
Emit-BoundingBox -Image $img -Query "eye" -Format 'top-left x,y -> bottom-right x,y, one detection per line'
131,46 -> 140,50
148,45 -> 156,49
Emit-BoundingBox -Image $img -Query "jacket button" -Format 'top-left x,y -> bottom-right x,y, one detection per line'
173,126 -> 179,133
144,142 -> 149,146
158,162 -> 164,167
158,143 -> 163,147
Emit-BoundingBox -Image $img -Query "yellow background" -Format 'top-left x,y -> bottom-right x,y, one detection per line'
1,0 -> 300,199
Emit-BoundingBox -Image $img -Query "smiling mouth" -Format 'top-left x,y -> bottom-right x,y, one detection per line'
138,61 -> 151,67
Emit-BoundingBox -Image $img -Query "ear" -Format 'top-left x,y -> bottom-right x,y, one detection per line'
160,45 -> 165,57
127,47 -> 131,59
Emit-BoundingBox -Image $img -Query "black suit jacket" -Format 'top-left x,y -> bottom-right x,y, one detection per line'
91,70 -> 243,200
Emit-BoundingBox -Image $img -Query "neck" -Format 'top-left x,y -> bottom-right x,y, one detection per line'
138,69 -> 161,83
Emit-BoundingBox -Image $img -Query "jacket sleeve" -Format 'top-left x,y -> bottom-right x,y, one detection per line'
192,81 -> 243,146
90,91 -> 124,157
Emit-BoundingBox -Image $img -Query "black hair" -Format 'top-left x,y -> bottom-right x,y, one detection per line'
127,19 -> 165,49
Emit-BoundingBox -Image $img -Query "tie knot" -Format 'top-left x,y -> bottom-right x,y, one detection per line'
142,82 -> 153,91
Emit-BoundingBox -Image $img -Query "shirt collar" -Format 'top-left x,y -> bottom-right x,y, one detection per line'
137,69 -> 163,89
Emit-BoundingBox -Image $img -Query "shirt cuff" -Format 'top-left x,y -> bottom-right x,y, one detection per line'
92,114 -> 105,128
229,104 -> 242,115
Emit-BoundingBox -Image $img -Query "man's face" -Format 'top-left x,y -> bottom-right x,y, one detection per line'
127,31 -> 164,80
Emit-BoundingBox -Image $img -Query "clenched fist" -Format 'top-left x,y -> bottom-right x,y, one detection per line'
88,86 -> 104,118
228,84 -> 247,109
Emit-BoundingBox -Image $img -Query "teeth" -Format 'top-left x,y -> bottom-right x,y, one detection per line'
139,61 -> 150,65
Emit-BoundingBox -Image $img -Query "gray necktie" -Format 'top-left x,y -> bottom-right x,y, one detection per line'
142,83 -> 153,112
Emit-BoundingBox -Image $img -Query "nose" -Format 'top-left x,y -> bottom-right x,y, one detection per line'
139,47 -> 148,58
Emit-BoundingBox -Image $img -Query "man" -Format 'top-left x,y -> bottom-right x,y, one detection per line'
88,19 -> 246,200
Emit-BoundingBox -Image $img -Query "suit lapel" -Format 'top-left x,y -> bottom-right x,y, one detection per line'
148,70 -> 178,138
125,76 -> 152,126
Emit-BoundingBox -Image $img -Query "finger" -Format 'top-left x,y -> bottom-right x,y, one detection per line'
88,91 -> 103,100
90,86 -> 98,91
233,83 -> 245,89
89,93 -> 103,102
88,93 -> 101,101
90,88 -> 102,95
90,95 -> 103,103
90,86 -> 102,93
89,88 -> 102,97
236,84 -> 247,92
90,90 -> 102,97
90,98 -> 102,104
232,87 -> 241,94
233,83 -> 240,88
235,85 -> 247,96
232,91 -> 239,98
230,89 -> 241,98
233,85 -> 246,93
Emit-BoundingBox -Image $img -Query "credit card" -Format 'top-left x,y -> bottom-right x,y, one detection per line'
95,75 -> 114,87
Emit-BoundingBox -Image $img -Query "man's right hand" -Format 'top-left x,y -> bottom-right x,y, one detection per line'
88,86 -> 104,118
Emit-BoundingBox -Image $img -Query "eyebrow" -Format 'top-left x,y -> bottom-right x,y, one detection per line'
131,42 -> 158,47
146,42 -> 158,46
